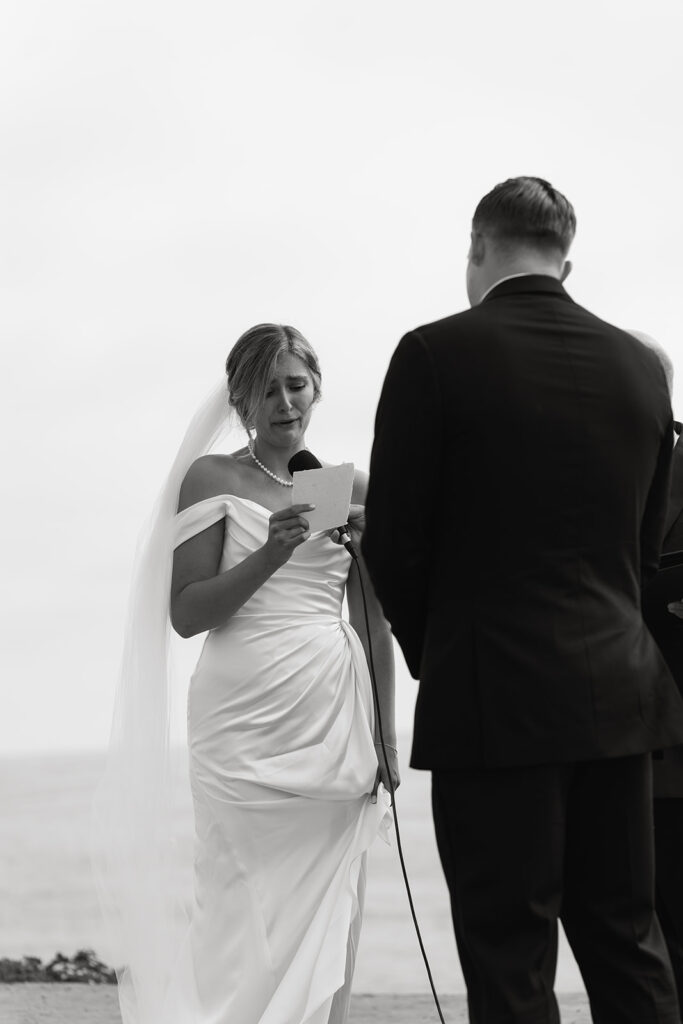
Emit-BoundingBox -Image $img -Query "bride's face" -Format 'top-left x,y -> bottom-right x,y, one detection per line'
253,352 -> 317,448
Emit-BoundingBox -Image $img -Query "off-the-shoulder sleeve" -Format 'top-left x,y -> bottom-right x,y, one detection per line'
174,496 -> 231,549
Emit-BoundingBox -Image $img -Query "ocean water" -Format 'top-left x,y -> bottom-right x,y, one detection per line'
0,742 -> 585,995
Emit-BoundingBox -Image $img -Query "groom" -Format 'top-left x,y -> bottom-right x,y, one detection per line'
362,177 -> 683,1023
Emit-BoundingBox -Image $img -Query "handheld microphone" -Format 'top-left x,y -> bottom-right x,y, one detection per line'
287,449 -> 358,559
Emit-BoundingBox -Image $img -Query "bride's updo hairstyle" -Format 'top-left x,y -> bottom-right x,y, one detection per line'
226,323 -> 322,431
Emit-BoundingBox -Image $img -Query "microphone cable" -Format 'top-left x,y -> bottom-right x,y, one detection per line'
287,448 -> 447,1021
346,543 -> 448,1024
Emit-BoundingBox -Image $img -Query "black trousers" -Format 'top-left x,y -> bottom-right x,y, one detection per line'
655,798 -> 683,1018
432,753 -> 680,1024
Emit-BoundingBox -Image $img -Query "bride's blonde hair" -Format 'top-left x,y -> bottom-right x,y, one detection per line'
226,323 -> 322,431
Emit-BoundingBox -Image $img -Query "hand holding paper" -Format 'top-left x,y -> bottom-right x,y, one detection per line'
291,463 -> 355,533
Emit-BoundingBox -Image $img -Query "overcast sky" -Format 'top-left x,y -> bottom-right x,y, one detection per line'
2,0 -> 682,753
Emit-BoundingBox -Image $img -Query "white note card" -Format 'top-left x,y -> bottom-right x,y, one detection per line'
291,463 -> 355,533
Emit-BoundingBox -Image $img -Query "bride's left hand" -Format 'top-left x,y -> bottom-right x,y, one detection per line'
331,504 -> 366,546
372,742 -> 400,803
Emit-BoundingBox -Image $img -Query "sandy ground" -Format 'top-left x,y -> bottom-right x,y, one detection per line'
0,986 -> 592,1023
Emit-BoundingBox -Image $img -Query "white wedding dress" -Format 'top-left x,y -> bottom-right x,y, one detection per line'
167,493 -> 391,1024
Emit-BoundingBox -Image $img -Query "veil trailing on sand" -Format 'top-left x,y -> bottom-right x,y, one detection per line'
92,379 -> 233,1024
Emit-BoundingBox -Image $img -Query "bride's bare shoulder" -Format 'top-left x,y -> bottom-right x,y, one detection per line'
177,453 -> 247,512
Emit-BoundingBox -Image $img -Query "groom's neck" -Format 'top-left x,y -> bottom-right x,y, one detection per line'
473,251 -> 565,306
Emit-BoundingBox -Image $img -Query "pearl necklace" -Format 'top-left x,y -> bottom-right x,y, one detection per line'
247,439 -> 293,488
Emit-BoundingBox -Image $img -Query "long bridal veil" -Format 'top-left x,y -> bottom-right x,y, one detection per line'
92,378 -> 232,1024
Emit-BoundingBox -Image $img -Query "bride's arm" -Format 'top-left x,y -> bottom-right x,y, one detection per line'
170,456 -> 312,638
345,472 -> 399,794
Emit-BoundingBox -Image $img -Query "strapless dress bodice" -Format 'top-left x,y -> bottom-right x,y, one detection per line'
222,495 -> 352,622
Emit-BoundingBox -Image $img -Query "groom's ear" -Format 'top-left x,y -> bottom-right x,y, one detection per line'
469,230 -> 486,267
560,259 -> 573,282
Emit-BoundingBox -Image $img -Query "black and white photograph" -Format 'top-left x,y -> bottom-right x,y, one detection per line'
2,2 -> 683,1022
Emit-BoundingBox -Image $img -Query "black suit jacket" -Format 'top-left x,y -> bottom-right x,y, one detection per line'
362,275 -> 683,769
643,423 -> 683,797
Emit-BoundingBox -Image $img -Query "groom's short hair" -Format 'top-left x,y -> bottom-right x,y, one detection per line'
473,177 -> 576,256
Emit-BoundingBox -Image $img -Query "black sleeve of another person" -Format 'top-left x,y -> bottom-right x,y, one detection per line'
641,420 -> 674,589
361,331 -> 442,678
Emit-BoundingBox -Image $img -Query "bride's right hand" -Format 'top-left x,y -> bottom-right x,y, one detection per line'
263,504 -> 315,570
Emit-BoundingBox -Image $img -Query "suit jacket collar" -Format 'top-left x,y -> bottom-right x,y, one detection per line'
480,274 -> 572,305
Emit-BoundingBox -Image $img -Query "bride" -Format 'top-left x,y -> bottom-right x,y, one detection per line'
95,323 -> 399,1024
